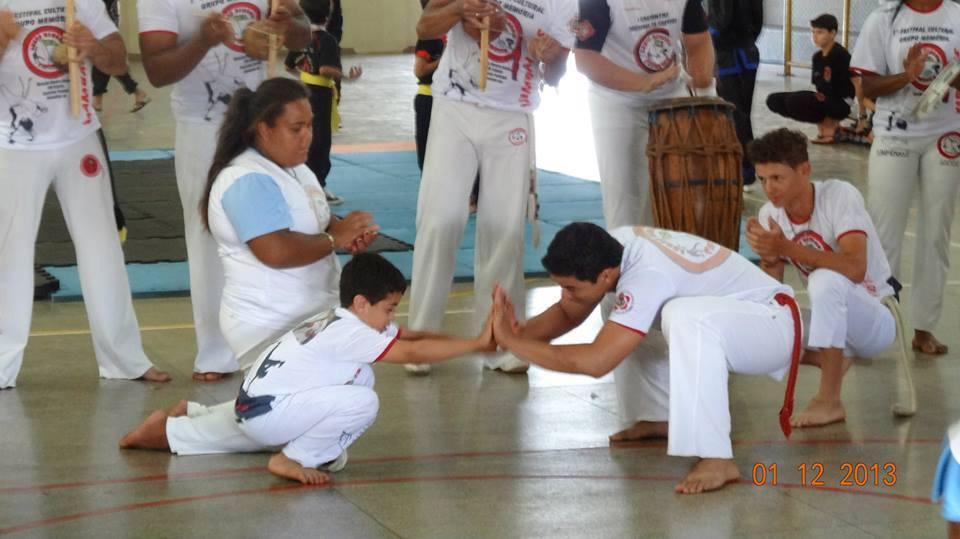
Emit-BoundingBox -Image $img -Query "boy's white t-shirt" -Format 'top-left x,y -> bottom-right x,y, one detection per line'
240,307 -> 400,401
758,180 -> 895,298
0,0 -> 116,149
606,226 -> 793,335
850,0 -> 960,137
207,149 -> 340,330
137,0 -> 269,124
431,0 -> 576,113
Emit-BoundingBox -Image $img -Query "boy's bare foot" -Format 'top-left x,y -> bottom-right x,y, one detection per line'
166,399 -> 189,417
140,367 -> 172,383
790,396 -> 846,428
192,372 -> 232,382
912,330 -> 948,355
267,453 -> 331,485
609,421 -> 668,443
674,458 -> 740,494
119,410 -> 170,450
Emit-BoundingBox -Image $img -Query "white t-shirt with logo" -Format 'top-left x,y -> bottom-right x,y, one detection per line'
239,308 -> 399,403
431,0 -> 576,113
574,0 -> 707,105
851,0 -> 960,137
0,0 -> 116,150
207,149 -> 340,331
758,180 -> 894,299
606,226 -> 793,335
137,0 -> 268,124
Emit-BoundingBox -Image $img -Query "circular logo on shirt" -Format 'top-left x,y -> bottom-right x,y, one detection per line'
614,292 -> 633,313
222,2 -> 263,54
488,13 -> 523,62
790,230 -> 832,276
633,28 -> 676,73
911,43 -> 948,91
80,154 -> 102,178
22,26 -> 66,79
508,127 -> 527,145
938,132 -> 960,159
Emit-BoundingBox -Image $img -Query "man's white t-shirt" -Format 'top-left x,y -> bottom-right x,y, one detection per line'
431,0 -> 576,113
606,226 -> 793,335
851,0 -> 960,137
758,180 -> 895,298
238,308 -> 399,408
137,0 -> 269,124
0,0 -> 116,150
574,0 -> 708,105
207,149 -> 340,331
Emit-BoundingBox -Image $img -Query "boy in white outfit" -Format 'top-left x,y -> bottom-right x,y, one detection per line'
746,128 -> 896,429
120,253 -> 495,485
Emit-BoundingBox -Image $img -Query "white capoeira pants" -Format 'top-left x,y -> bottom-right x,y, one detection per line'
805,269 -> 895,357
175,120 -> 236,374
239,385 -> 379,468
867,133 -> 960,331
0,133 -> 154,388
613,296 -> 795,459
588,86 -> 686,229
408,98 -> 531,368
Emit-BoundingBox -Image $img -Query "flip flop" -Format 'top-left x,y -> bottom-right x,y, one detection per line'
130,96 -> 151,113
810,135 -> 836,145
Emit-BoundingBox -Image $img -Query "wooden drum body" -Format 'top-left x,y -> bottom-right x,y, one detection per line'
646,97 -> 743,250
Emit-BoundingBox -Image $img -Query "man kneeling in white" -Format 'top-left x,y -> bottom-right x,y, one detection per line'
746,128 -> 896,429
490,223 -> 801,494
121,253 -> 495,484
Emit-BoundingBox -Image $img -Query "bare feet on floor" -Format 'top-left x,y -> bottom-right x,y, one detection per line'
790,396 -> 846,428
119,410 -> 170,450
609,421 -> 668,443
166,399 -> 189,417
267,453 -> 331,485
192,372 -> 232,382
912,330 -> 948,355
139,367 -> 171,383
674,458 -> 740,494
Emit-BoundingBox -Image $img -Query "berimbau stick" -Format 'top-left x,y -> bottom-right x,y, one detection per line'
66,0 -> 81,116
268,0 -> 280,77
479,16 -> 489,91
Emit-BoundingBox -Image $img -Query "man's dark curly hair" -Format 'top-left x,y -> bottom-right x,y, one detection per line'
542,222 -> 624,282
747,128 -> 809,168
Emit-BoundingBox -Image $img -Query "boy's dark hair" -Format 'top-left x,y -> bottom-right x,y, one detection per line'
301,0 -> 331,24
340,253 -> 408,307
542,222 -> 624,282
810,13 -> 838,32
747,128 -> 810,168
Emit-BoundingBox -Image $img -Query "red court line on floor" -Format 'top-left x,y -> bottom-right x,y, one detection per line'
0,437 -> 942,495
0,473 -> 935,536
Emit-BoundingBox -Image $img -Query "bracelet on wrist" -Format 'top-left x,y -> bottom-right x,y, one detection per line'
321,231 -> 336,250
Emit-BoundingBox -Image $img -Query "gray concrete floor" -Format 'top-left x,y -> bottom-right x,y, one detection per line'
3,57 -> 959,538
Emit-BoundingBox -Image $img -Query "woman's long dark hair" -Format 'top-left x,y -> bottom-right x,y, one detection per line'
200,77 -> 310,230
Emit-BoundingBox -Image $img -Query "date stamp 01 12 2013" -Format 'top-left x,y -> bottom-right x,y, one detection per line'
751,462 -> 898,488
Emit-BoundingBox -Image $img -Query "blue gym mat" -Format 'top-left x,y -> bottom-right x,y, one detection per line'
46,150 -> 757,298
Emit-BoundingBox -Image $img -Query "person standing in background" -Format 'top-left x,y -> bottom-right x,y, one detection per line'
92,0 -> 150,112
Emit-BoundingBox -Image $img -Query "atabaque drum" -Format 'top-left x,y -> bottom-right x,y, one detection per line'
646,97 -> 743,250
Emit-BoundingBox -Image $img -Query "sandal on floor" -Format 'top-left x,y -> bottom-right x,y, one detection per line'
811,135 -> 836,145
130,96 -> 151,113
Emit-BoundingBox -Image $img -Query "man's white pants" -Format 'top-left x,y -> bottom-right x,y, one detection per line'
239,385 -> 379,468
588,87 -> 686,229
614,296 -> 794,459
409,98 -> 531,368
175,120 -> 236,374
0,133 -> 154,388
867,134 -> 960,331
805,269 -> 896,357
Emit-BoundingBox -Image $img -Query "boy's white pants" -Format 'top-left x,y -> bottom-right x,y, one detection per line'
408,98 -> 531,368
612,296 -> 795,459
867,133 -> 960,331
0,133 -> 154,388
805,269 -> 895,357
175,120 -> 237,374
239,385 -> 379,468
588,86 -> 687,229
